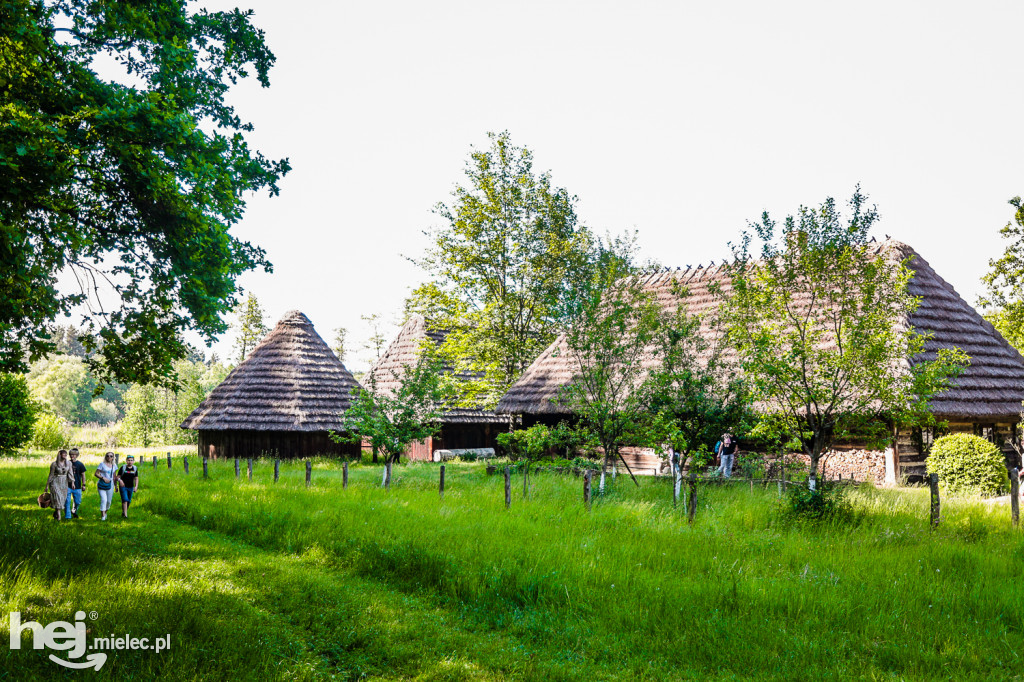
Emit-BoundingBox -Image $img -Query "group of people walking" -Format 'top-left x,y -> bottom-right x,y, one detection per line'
45,449 -> 140,521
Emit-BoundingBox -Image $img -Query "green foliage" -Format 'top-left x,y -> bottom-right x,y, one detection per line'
979,197 -> 1024,353
724,188 -> 968,478
232,293 -> 269,363
332,326 -> 348,363
0,0 -> 288,386
647,280 -> 756,467
557,252 -> 666,483
408,131 -> 608,406
781,481 -> 857,525
0,373 -> 36,454
496,424 -> 553,462
121,384 -> 163,448
30,413 -> 71,451
334,351 -> 447,464
926,434 -> 1008,496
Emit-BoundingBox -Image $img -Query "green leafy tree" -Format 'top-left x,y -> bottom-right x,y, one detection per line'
27,355 -> 92,422
0,0 -> 289,387
359,314 -> 389,363
979,197 -> 1024,351
233,293 -> 269,363
0,373 -> 36,455
332,353 -> 447,467
408,131 -> 601,407
647,283 -> 756,470
121,383 -> 164,447
723,189 -> 968,481
556,257 -> 666,486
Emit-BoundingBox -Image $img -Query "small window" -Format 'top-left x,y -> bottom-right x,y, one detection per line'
974,423 -> 997,443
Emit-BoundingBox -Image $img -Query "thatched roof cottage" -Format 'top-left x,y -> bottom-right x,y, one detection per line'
497,240 -> 1024,482
364,314 -> 507,460
181,310 -> 363,459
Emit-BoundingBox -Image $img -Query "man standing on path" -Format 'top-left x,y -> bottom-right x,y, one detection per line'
65,448 -> 87,519
117,455 -> 140,520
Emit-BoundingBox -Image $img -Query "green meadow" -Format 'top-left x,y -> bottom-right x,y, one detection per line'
1,455 -> 1022,681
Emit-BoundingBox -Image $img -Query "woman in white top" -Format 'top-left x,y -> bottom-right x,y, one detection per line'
94,452 -> 116,521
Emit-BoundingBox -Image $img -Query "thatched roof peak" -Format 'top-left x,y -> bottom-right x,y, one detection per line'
181,310 -> 363,432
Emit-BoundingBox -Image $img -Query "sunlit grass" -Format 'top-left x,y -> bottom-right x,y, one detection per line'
1,455 -> 1022,680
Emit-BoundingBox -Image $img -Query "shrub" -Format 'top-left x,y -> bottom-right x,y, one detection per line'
31,413 -> 71,451
926,434 -> 1007,496
0,373 -> 36,455
781,481 -> 856,525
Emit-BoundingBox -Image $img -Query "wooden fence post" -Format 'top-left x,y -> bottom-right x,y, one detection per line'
439,464 -> 445,500
152,455 -> 157,469
167,451 -> 172,469
247,458 -> 253,481
504,466 -> 511,509
305,460 -> 312,488
274,458 -> 280,483
343,461 -> 349,489
202,456 -> 208,479
234,457 -> 240,479
183,456 -> 189,474
1011,468 -> 1020,528
584,469 -> 592,510
929,473 -> 941,528
687,473 -> 697,524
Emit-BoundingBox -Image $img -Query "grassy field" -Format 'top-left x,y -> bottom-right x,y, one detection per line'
1,456 -> 1022,681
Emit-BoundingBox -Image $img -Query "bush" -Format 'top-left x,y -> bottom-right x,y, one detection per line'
926,434 -> 1008,496
781,481 -> 856,525
31,413 -> 71,451
0,373 -> 36,455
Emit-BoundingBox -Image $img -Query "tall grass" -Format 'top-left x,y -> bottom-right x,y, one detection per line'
2,456 -> 1022,680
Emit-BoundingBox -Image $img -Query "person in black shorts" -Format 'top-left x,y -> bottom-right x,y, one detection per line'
116,455 -> 140,519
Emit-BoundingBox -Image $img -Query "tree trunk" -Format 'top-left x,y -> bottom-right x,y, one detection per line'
372,444 -> 379,464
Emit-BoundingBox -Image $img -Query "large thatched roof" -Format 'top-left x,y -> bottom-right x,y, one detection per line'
181,310 -> 362,431
497,239 -> 1024,422
365,314 -> 506,424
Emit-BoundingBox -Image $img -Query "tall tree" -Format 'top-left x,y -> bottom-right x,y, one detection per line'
0,0 -> 289,387
408,131 -> 599,407
647,283 -> 756,470
556,256 -> 665,486
359,314 -> 388,363
232,293 -> 268,363
121,383 -> 163,447
723,189 -> 967,481
979,196 -> 1024,351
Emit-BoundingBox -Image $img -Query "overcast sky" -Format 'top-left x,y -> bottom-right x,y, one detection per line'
194,0 -> 1024,371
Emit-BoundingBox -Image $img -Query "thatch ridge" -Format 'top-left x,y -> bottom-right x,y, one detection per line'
364,314 -> 506,424
497,239 -> 1024,421
181,310 -> 363,431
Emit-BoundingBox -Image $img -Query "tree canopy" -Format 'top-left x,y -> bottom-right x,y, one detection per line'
232,292 -> 268,363
407,131 -> 604,407
723,189 -> 967,479
1,0 -> 289,387
979,196 -> 1024,352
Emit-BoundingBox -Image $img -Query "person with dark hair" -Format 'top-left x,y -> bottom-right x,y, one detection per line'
715,433 -> 738,478
65,448 -> 87,519
46,449 -> 74,521
116,455 -> 140,519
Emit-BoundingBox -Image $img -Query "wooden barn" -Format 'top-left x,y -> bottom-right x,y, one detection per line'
496,239 -> 1024,483
364,314 -> 507,461
181,310 -> 364,459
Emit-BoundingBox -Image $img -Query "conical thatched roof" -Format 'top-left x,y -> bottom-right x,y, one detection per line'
182,310 -> 363,431
497,239 -> 1024,421
365,314 -> 506,424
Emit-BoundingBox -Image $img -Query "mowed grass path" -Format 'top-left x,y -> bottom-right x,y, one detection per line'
1,458 -> 1023,680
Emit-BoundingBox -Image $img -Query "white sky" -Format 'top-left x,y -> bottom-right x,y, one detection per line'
191,0 -> 1024,372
